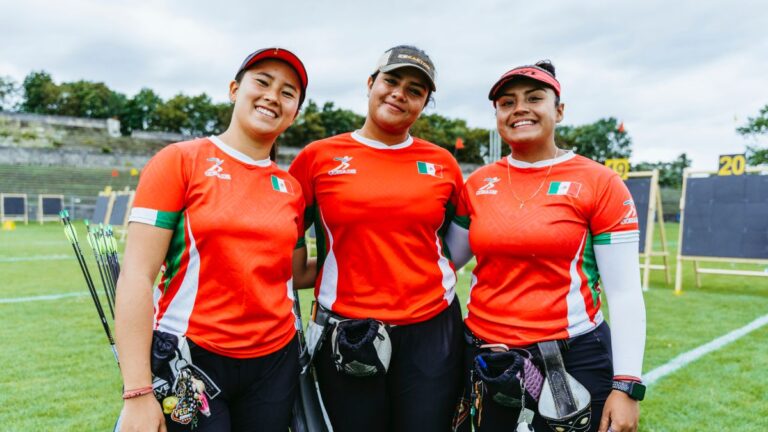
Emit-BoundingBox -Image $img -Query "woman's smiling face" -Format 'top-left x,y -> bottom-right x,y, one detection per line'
365,67 -> 430,136
229,59 -> 301,142
495,78 -> 564,148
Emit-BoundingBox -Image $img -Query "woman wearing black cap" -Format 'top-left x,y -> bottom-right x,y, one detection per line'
114,48 -> 315,432
289,45 -> 465,432
447,61 -> 646,432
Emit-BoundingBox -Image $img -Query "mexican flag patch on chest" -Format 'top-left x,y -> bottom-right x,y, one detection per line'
417,161 -> 443,178
547,181 -> 581,197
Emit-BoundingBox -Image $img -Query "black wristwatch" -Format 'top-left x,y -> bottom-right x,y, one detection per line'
612,380 -> 646,401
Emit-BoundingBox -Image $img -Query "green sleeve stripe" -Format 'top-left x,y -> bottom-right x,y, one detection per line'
303,205 -> 315,231
445,201 -> 456,220
453,215 -> 471,230
314,205 -> 328,268
593,230 -> 640,245
439,201 -> 457,236
295,237 -> 306,249
162,213 -> 187,293
155,210 -> 181,229
129,207 -> 180,230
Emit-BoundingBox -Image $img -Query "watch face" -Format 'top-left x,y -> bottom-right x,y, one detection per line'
613,381 -> 646,401
631,383 -> 646,401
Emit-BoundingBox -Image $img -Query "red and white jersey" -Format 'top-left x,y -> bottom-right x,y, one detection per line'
456,152 -> 639,346
289,132 -> 463,325
129,137 -> 304,359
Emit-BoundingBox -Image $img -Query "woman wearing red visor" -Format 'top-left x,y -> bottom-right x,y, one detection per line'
115,48 -> 314,432
446,61 -> 646,432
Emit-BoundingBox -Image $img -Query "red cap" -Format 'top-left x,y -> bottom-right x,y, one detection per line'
236,48 -> 308,107
488,65 -> 561,102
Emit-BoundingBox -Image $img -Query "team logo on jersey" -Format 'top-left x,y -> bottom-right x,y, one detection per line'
271,175 -> 294,194
204,157 -> 231,180
547,181 -> 581,197
621,199 -> 638,225
476,177 -> 500,195
417,161 -> 443,178
328,156 -> 357,176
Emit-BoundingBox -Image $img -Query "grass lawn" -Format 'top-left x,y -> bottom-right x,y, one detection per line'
1,222 -> 767,431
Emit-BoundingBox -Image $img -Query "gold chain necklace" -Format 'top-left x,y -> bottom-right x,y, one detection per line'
506,148 -> 560,209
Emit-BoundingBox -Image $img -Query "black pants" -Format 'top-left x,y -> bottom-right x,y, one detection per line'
462,322 -> 614,432
315,300 -> 464,432
166,336 -> 299,432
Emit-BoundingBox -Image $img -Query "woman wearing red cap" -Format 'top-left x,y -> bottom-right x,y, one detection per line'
447,60 -> 645,432
289,45 -> 464,432
115,48 -> 314,431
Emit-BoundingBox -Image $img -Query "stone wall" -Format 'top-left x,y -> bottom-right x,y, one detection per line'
0,111 -> 482,173
0,111 -> 121,137
0,146 -> 150,168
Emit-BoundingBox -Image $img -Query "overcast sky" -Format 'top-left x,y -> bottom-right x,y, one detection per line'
2,0 -> 766,169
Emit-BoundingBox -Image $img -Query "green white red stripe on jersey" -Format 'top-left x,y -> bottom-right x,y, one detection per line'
417,161 -> 443,178
161,214 -> 188,294
316,206 -> 339,309
154,212 -> 201,337
547,181 -> 582,197
565,230 -> 602,337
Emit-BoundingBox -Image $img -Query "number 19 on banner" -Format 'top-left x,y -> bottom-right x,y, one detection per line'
605,158 -> 630,180
718,154 -> 747,176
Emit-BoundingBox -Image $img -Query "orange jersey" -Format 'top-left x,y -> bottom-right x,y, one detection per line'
289,132 -> 463,325
129,137 -> 304,358
456,153 -> 639,346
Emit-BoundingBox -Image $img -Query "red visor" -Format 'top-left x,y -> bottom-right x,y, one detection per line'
488,66 -> 561,102
236,48 -> 308,105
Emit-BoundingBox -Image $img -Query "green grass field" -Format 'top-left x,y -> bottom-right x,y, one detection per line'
1,222 -> 767,431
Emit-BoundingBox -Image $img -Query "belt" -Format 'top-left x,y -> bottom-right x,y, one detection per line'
313,304 -> 398,329
313,303 -> 344,328
464,328 -> 570,352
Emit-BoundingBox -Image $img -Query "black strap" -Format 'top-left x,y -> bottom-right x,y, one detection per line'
463,328 -> 483,346
465,328 -> 570,352
538,340 -> 577,417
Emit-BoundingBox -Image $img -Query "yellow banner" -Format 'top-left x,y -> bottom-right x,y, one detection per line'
605,158 -> 630,180
718,154 -> 747,176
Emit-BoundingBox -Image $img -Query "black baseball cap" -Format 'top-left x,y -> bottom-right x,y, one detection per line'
374,45 -> 436,91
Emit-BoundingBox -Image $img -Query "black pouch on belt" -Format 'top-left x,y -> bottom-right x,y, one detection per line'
331,318 -> 392,377
537,340 -> 592,432
473,349 -> 544,408
151,330 -> 179,385
150,330 -> 221,401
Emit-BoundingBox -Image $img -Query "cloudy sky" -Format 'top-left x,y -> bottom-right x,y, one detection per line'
1,0 -> 766,169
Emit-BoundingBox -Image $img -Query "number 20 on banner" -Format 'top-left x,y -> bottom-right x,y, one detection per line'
605,158 -> 630,180
718,154 -> 746,176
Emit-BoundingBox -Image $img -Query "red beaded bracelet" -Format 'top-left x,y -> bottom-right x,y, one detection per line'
613,375 -> 642,383
122,385 -> 154,399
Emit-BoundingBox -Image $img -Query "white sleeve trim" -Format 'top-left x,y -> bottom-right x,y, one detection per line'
445,221 -> 473,269
595,241 -> 646,379
128,207 -> 159,225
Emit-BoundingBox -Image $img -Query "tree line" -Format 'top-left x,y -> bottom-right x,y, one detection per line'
3,71 -> 764,186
